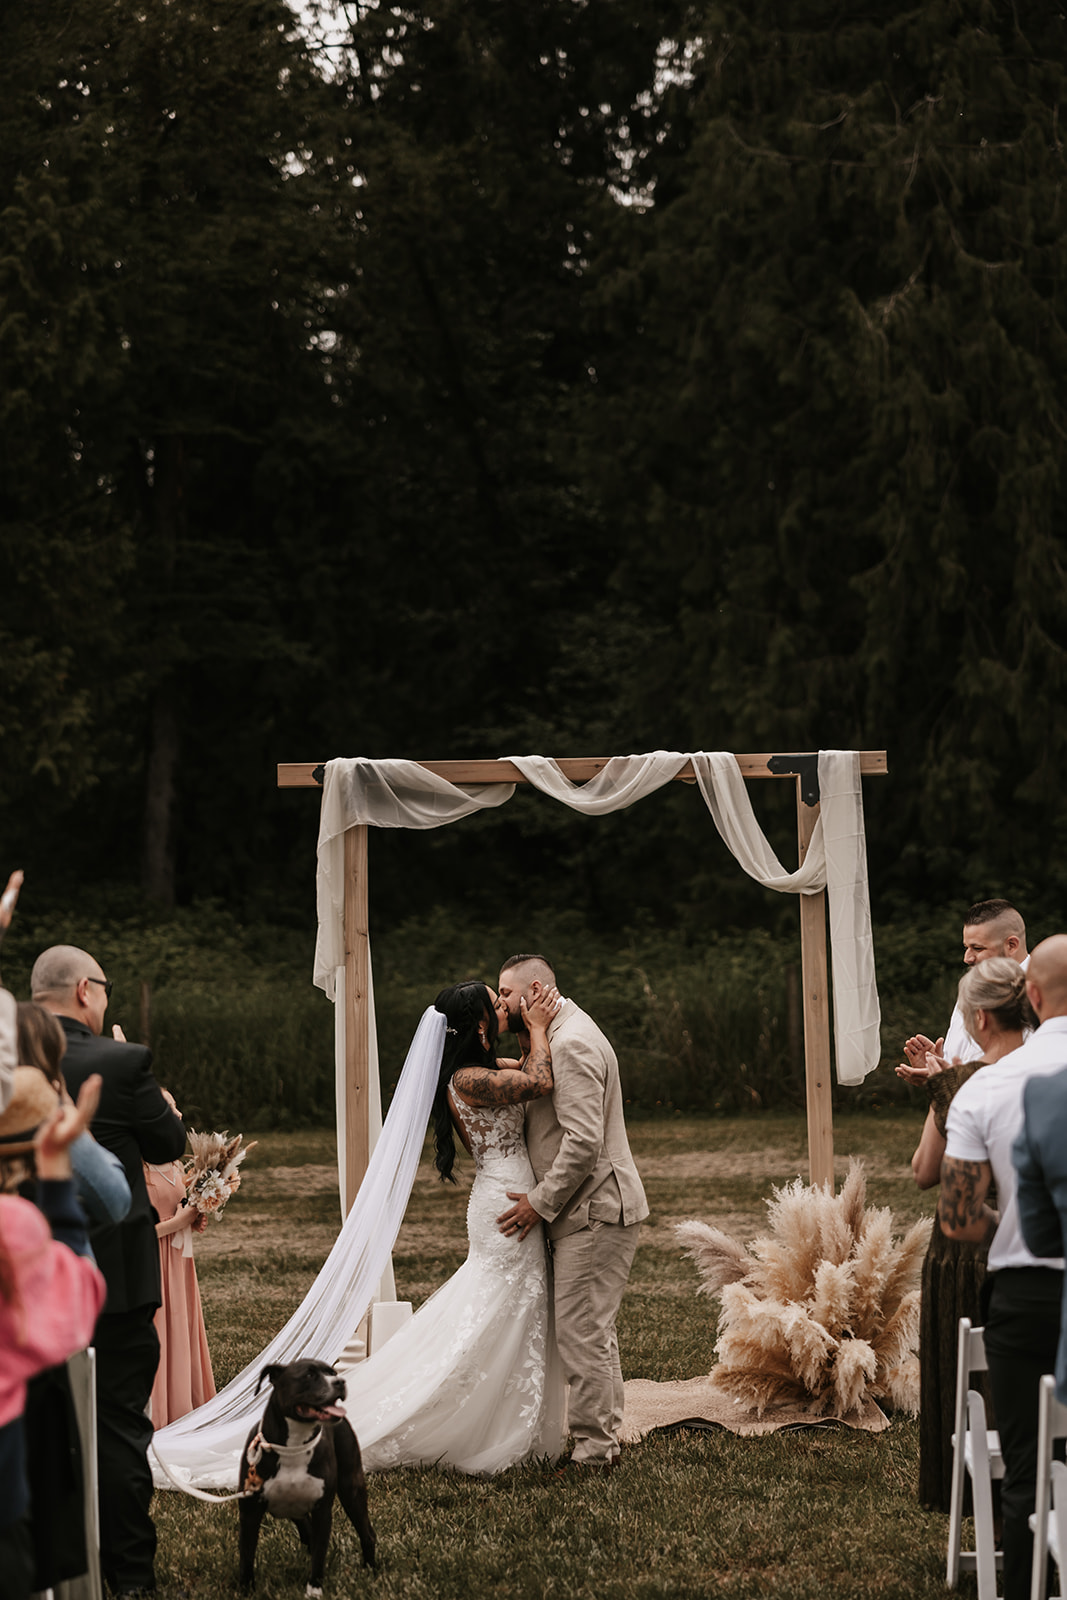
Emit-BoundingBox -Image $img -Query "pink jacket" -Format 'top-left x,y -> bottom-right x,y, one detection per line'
0,1195 -> 106,1428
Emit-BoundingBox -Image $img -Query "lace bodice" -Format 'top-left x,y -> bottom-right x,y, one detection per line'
449,1080 -> 530,1174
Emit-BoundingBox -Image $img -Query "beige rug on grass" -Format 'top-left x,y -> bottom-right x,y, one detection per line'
621,1375 -> 889,1439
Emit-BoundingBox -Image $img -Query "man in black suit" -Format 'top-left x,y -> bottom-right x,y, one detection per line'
33,944 -> 186,1598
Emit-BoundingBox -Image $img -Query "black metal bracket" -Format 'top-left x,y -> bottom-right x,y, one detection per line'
311,764 -> 326,785
767,753 -> 820,807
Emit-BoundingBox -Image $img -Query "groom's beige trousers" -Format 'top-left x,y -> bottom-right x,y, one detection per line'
551,1217 -> 642,1462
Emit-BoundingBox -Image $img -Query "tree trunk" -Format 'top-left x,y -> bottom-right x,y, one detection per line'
140,435 -> 184,908
142,691 -> 179,908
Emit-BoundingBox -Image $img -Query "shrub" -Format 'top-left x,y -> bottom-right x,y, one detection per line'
1,898 -> 964,1126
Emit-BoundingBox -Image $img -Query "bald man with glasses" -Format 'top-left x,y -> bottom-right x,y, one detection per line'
33,945 -> 186,1598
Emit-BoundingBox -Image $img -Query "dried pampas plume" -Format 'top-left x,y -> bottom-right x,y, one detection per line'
675,1158 -> 930,1420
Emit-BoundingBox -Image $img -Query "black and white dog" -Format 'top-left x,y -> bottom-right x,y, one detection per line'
238,1359 -> 376,1595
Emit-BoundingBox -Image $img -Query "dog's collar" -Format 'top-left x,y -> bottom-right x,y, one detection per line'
247,1426 -> 323,1470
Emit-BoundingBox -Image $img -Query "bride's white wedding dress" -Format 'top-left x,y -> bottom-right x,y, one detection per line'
339,1084 -> 566,1474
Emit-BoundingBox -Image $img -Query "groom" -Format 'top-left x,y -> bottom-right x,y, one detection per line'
496,954 -> 648,1471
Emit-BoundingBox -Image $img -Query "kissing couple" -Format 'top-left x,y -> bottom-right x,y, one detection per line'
337,952 -> 649,1475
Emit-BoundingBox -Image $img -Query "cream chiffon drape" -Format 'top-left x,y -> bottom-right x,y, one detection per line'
315,749 -> 879,1085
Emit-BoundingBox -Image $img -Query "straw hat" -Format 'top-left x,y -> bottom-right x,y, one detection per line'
0,1067 -> 61,1156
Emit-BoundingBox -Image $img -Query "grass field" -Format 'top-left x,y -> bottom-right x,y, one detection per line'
154,1112 -> 960,1599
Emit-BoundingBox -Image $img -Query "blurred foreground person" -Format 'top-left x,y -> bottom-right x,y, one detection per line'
0,1073 -> 106,1600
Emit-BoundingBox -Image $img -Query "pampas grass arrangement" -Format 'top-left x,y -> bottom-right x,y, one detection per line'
675,1159 -> 931,1420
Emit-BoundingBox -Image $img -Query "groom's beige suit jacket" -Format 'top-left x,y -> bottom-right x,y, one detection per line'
525,999 -> 648,1241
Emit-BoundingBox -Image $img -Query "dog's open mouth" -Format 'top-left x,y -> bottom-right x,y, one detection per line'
294,1403 -> 347,1421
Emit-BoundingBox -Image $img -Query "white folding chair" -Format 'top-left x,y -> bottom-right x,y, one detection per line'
49,1346 -> 103,1600
1046,1461 -> 1067,1600
947,1318 -> 1004,1599
1029,1373 -> 1067,1600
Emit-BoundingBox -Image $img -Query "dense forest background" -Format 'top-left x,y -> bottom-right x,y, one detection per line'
1,0 -> 1065,1117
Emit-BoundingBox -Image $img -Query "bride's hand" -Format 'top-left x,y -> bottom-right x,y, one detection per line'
522,986 -> 560,1032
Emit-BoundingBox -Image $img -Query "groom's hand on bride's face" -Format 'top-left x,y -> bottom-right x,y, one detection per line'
497,1192 -> 540,1241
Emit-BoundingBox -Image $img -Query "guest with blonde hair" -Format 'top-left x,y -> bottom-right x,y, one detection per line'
907,958 -> 1034,1509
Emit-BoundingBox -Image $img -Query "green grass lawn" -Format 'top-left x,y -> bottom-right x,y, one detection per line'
155,1111 -> 959,1599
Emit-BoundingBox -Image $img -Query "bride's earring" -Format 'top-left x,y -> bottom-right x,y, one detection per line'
478,1027 -> 488,1050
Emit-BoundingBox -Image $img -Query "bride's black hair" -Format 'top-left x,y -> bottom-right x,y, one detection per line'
431,980 -> 499,1183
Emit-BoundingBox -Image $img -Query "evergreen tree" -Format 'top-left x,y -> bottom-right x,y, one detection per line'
579,0 -> 1067,914
0,0 -> 351,904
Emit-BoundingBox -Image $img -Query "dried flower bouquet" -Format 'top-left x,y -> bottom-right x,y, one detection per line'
183,1129 -> 257,1223
675,1159 -> 930,1419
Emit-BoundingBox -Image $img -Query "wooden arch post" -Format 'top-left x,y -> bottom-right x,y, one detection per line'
279,752 -> 887,1205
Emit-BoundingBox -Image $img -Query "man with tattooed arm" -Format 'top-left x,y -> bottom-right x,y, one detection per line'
940,936 -> 1067,1600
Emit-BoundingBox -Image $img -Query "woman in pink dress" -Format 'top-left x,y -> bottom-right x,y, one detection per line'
145,1133 -> 216,1428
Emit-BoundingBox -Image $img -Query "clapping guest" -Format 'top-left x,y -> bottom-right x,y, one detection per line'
0,1073 -> 106,1600
897,960 -> 1033,1510
32,944 -> 186,1599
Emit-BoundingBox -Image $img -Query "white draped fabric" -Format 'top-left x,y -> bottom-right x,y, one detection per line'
333,963 -> 395,1311
507,751 -> 688,811
688,750 -> 879,1086
314,758 -> 514,998
314,750 -> 880,1085
816,752 -> 882,1087
150,1006 -> 446,1491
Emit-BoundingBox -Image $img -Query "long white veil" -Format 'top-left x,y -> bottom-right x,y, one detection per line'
151,1005 -> 446,1490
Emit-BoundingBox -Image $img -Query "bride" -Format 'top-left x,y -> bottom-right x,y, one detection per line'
339,979 -> 565,1473
151,980 -> 566,1489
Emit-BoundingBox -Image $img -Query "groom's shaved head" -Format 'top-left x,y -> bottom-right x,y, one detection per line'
499,954 -> 556,988
498,954 -> 557,1034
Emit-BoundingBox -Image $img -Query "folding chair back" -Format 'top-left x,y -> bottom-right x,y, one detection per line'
52,1345 -> 103,1600
947,1318 -> 1004,1599
1029,1374 -> 1067,1600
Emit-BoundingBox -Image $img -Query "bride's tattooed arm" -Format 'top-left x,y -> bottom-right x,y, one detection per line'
452,1042 -> 553,1106
938,1155 -> 998,1242
454,1036 -> 556,1100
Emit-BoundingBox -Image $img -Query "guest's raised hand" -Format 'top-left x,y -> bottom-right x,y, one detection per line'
0,868 -> 23,934
902,1033 -> 937,1071
111,1023 -> 127,1042
896,1050 -> 946,1084
35,1072 -> 102,1180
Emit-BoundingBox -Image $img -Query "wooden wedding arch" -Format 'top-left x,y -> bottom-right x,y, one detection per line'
279,752 -> 887,1203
